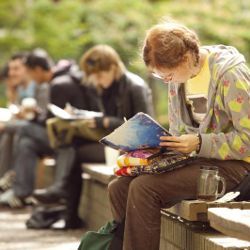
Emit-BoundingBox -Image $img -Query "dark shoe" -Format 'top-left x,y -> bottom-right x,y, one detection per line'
26,205 -> 66,229
33,188 -> 66,204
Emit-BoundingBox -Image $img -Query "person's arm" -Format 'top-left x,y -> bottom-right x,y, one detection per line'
36,80 -> 85,126
50,81 -> 85,109
198,66 -> 250,160
97,82 -> 154,131
101,116 -> 123,130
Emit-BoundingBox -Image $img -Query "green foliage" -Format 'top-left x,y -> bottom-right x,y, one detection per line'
0,84 -> 6,107
153,0 -> 250,62
0,0 -> 250,119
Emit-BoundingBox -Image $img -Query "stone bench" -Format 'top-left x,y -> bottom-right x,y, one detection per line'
160,209 -> 250,249
166,199 -> 250,222
35,157 -> 56,189
78,163 -> 115,230
208,207 -> 250,242
78,164 -> 250,249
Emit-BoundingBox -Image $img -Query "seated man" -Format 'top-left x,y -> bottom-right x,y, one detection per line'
33,45 -> 154,229
0,53 -> 39,189
0,50 -> 88,209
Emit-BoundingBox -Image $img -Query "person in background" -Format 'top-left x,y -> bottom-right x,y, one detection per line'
108,20 -> 250,250
0,53 -> 39,191
33,44 -> 154,229
0,53 -> 36,106
0,50 -> 86,209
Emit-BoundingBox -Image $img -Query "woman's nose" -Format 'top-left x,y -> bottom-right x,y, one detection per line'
163,74 -> 173,83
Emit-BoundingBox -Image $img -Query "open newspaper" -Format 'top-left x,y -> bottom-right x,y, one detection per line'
48,103 -> 103,120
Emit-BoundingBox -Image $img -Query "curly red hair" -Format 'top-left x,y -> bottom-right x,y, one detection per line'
142,22 -> 200,69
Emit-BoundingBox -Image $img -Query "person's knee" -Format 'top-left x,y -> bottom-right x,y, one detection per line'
18,136 -> 36,151
108,177 -> 130,198
108,178 -> 120,197
128,176 -> 151,196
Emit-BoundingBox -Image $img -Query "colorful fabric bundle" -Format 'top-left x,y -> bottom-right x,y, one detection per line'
114,148 -> 160,176
117,148 -> 159,168
114,150 -> 195,177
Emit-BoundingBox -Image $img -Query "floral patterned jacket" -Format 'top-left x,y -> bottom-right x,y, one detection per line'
168,45 -> 250,162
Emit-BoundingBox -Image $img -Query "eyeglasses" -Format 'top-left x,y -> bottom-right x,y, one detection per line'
151,72 -> 174,83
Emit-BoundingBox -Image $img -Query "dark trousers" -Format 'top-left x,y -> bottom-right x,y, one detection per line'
0,133 -> 14,177
13,123 -> 78,198
13,123 -> 54,197
108,158 -> 250,250
0,120 -> 31,177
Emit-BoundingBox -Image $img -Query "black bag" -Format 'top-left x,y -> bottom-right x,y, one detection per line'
234,172 -> 250,201
26,205 -> 66,229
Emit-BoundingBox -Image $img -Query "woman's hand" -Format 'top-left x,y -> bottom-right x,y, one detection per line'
159,134 -> 199,154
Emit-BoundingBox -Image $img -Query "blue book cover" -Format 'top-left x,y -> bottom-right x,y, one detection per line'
99,112 -> 170,152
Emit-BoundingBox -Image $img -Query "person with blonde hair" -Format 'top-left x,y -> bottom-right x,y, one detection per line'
33,44 -> 154,229
79,44 -> 154,130
108,21 -> 250,249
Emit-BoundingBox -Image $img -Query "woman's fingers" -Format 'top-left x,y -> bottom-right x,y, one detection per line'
160,136 -> 180,142
160,134 -> 198,154
159,141 -> 180,147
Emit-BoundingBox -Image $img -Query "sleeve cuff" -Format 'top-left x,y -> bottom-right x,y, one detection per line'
197,133 -> 212,158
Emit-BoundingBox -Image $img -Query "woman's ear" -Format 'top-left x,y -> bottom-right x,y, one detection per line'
185,52 -> 197,69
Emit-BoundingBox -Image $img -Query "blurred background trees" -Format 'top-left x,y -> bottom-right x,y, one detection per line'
0,0 -> 250,122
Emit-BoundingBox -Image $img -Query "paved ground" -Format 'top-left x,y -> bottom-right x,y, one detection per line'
0,207 -> 85,250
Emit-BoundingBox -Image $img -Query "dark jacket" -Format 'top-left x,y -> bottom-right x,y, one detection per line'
49,62 -> 86,110
38,62 -> 88,125
95,71 -> 154,130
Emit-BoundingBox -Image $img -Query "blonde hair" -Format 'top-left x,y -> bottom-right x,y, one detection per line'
80,45 -> 126,79
142,21 -> 200,69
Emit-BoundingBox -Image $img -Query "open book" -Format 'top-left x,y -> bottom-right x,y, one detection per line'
99,112 -> 170,151
48,104 -> 103,120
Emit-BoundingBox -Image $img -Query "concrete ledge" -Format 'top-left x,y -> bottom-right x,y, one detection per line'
160,210 -> 250,250
79,163 -> 114,230
166,200 -> 250,222
82,163 -> 115,185
35,157 -> 55,189
208,208 -> 250,242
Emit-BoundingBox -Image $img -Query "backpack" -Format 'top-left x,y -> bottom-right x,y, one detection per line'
26,205 -> 66,229
78,220 -> 124,250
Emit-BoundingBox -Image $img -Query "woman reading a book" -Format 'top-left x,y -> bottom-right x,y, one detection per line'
108,20 -> 250,249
